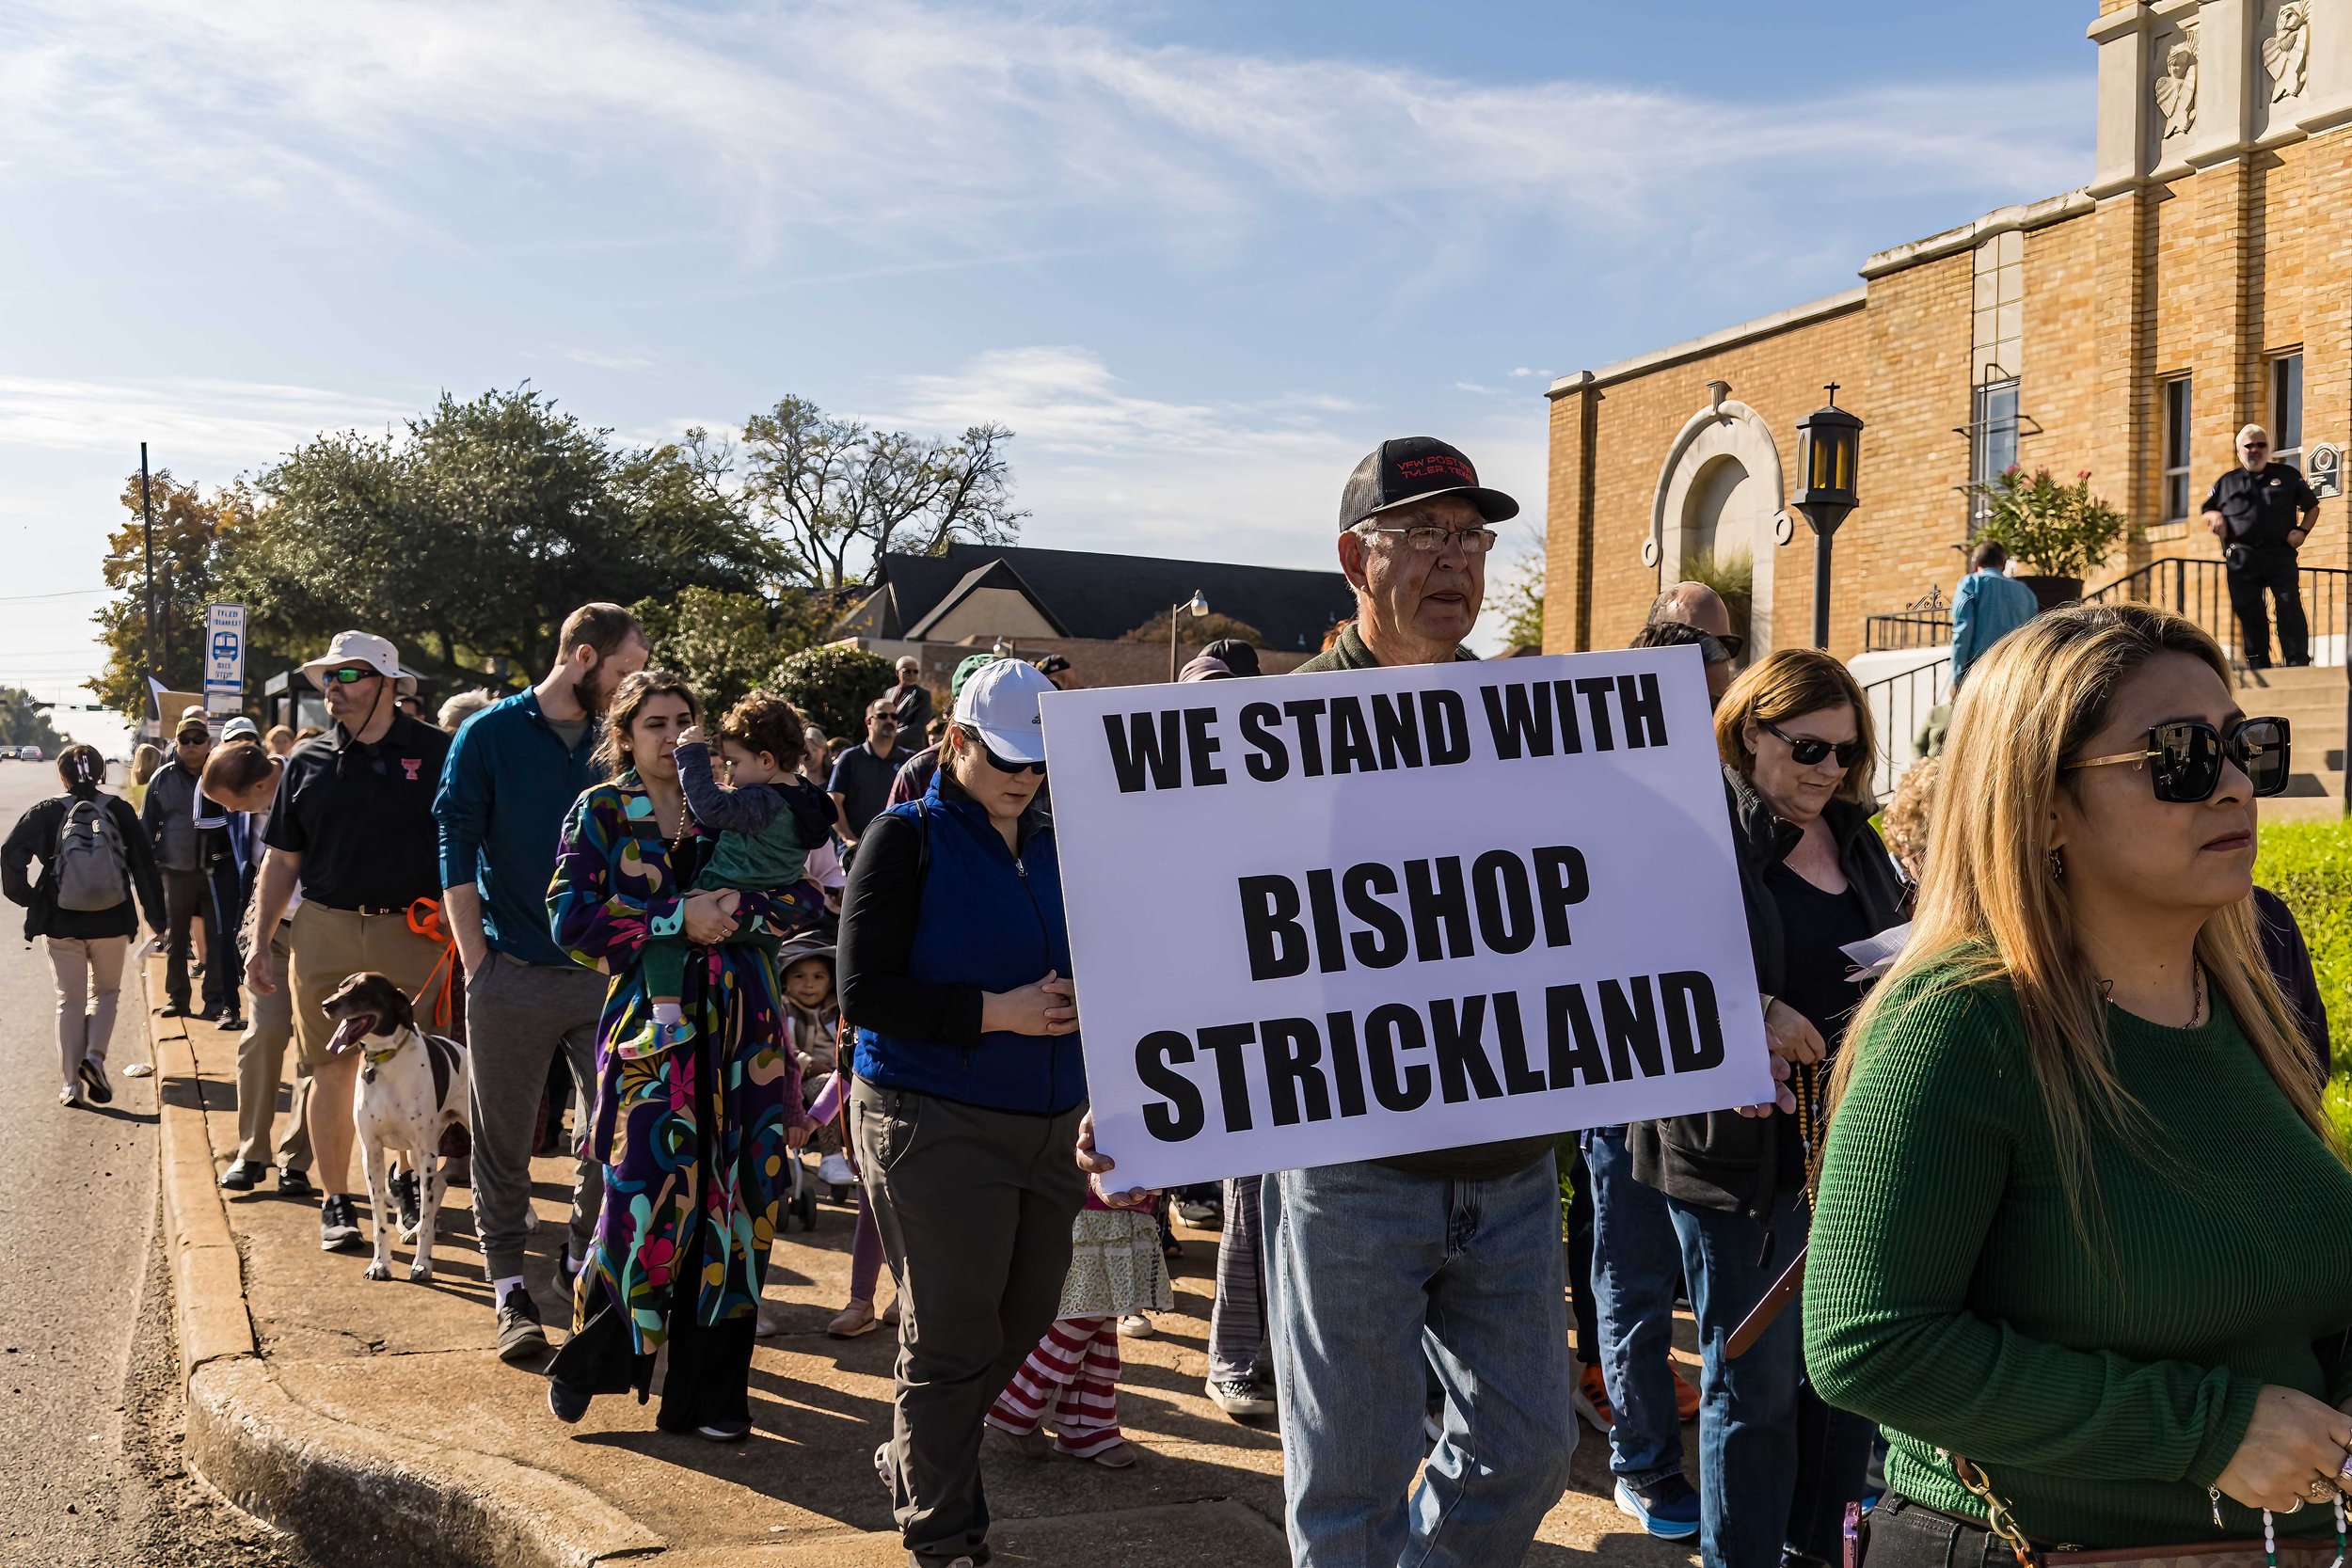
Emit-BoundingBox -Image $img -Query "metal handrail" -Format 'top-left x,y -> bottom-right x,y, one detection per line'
1858,653 -> 1951,800
1864,610 -> 1954,652
2087,558 -> 2352,666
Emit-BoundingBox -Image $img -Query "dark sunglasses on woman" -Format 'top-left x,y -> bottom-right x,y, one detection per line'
2063,716 -> 2290,802
961,726 -> 1047,776
1759,718 -> 1866,769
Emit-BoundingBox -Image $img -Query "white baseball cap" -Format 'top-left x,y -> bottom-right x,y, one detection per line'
953,657 -> 1054,766
301,631 -> 417,697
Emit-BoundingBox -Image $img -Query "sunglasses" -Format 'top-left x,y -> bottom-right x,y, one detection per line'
2064,717 -> 2290,802
1759,718 -> 1866,770
1708,632 -> 1745,661
321,667 -> 381,686
961,726 -> 1046,775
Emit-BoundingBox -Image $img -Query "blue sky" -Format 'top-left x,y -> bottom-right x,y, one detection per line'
1,0 -> 2093,751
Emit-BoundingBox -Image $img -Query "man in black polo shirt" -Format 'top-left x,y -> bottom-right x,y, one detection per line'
245,631 -> 453,1252
2204,422 -> 2321,668
826,697 -> 902,854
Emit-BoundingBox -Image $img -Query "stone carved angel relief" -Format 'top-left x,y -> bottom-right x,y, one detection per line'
2154,32 -> 2200,138
2264,2 -> 2310,102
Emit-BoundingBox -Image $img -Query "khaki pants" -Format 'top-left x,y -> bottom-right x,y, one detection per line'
233,922 -> 310,1171
44,935 -> 125,1088
288,902 -> 445,1069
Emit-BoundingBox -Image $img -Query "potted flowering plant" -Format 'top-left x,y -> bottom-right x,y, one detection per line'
1968,467 -> 2131,609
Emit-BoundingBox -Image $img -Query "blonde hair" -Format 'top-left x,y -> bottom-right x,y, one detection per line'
130,743 -> 164,785
1714,648 -> 1876,804
1832,603 -> 2332,1229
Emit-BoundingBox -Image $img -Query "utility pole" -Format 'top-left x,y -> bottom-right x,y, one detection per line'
140,442 -> 157,699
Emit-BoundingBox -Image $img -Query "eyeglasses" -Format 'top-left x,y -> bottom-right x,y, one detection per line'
321,667 -> 380,686
1362,524 -> 1499,555
1758,718 -> 1865,770
2064,717 -> 2290,802
960,726 -> 1046,775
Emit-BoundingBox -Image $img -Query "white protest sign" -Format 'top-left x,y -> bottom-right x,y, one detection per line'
1041,645 -> 1772,1190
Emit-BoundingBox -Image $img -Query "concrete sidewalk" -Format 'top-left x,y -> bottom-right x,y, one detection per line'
151,955 -> 1701,1567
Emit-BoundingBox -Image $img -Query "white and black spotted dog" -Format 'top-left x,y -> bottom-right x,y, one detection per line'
322,972 -> 470,1283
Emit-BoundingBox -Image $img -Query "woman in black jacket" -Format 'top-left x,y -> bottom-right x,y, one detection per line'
3,745 -> 166,1106
1629,650 -> 1905,1568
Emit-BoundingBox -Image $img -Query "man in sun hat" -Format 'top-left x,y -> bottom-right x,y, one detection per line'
245,631 -> 452,1255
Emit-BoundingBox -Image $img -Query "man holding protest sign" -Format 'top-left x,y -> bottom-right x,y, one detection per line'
1254,439 -> 1574,1565
1056,439 -> 1777,1568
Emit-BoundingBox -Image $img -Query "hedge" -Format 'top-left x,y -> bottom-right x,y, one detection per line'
2253,816 -> 2352,1140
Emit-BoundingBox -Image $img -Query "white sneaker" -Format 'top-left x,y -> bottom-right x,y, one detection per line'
818,1152 -> 856,1186
59,1081 -> 82,1107
1116,1312 -> 1154,1338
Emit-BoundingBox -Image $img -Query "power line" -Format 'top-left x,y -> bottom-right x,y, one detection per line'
0,586 -> 110,604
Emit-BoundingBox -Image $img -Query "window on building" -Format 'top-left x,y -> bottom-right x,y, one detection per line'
2162,375 -> 2193,523
1969,377 -> 2020,532
2270,352 -> 2304,470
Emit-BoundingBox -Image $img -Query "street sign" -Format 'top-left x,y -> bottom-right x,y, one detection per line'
204,603 -> 246,714
2310,442 -> 2343,499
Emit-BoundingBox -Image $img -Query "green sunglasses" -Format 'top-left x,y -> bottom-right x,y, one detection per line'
320,666 -> 382,686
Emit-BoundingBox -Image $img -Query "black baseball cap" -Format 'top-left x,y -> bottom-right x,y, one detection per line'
1339,436 -> 1519,532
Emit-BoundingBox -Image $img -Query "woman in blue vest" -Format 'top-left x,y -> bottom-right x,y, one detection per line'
839,657 -> 1088,1568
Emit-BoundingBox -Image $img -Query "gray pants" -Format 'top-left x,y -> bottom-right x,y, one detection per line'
853,1079 -> 1087,1567
464,951 -> 605,1286
45,935 -> 125,1088
1209,1173 -> 1269,1382
233,922 -> 310,1170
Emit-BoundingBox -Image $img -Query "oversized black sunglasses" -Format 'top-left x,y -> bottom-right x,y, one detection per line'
961,726 -> 1046,776
1759,718 -> 1866,770
2064,717 -> 2290,802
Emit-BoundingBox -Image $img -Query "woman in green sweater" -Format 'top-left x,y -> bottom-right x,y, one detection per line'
1806,603 -> 2352,1563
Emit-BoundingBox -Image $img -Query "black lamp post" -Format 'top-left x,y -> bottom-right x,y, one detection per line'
1791,385 -> 1865,650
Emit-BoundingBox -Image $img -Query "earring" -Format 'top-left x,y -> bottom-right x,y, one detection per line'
2048,848 -> 2066,880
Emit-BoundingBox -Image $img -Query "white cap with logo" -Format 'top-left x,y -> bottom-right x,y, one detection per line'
301,631 -> 418,697
953,657 -> 1054,766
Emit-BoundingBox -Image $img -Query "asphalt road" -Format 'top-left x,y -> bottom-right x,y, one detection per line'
0,761 -> 304,1568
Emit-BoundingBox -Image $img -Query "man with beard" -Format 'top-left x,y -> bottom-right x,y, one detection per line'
246,633 -> 453,1256
434,603 -> 648,1361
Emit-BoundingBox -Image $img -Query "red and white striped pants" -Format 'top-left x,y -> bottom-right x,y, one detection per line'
985,1315 -> 1122,1457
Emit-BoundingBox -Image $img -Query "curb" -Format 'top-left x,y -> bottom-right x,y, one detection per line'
148,958 -> 667,1568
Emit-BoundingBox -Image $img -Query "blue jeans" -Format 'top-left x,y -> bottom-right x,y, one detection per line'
1584,1128 -> 1685,1486
1264,1154 -> 1575,1568
1667,1186 -> 1874,1568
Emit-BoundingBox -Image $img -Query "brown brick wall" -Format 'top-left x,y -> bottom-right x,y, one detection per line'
1544,124 -> 2352,653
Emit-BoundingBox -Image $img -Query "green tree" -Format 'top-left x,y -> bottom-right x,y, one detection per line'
0,688 -> 69,752
1488,550 -> 1547,650
630,585 -> 833,715
741,396 -> 1025,591
222,388 -> 781,685
1120,609 -> 1266,663
88,469 -> 263,723
772,643 -> 897,741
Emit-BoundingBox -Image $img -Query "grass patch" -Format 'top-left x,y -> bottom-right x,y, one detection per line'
2254,815 -> 2352,1141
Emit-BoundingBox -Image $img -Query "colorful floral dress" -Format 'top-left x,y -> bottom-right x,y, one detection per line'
546,771 -> 825,1354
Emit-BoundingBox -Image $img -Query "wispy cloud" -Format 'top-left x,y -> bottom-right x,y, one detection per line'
0,1 -> 2090,284
0,375 -> 417,469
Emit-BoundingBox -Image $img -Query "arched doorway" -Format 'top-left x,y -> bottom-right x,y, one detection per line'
1645,389 -> 1789,652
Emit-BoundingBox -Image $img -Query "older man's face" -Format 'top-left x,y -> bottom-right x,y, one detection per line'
1354,496 -> 1487,645
2240,431 -> 2271,471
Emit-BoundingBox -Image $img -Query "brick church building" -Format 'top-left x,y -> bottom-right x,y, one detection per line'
1542,0 -> 2352,667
